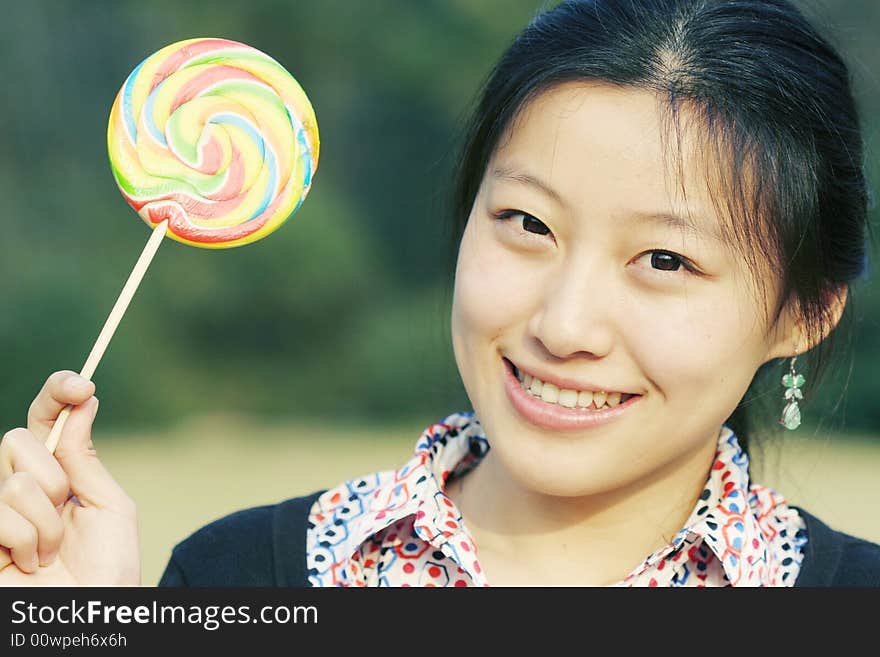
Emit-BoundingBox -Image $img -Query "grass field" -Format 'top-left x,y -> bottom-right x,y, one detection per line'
94,414 -> 880,586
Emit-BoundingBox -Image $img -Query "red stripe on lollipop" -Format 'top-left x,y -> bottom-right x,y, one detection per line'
151,39 -> 251,93
170,67 -> 266,114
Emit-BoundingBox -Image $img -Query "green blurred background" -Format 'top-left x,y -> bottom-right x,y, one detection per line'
1,1 -> 878,585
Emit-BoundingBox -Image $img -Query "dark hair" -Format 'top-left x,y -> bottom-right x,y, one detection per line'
446,0 -> 872,455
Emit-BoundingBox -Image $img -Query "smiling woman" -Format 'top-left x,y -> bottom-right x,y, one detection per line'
434,0 -> 875,587
2,0 -> 878,588
448,80 -> 832,584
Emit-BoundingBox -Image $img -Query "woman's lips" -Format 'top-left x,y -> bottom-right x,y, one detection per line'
502,358 -> 642,431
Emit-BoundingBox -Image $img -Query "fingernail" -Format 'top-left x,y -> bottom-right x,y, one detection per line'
29,554 -> 39,571
91,398 -> 100,419
41,550 -> 58,566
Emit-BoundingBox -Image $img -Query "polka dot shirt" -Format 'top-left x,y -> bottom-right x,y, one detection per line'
306,412 -> 807,587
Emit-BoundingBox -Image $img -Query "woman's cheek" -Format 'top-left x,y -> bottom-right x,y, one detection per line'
627,295 -> 726,397
454,235 -> 539,340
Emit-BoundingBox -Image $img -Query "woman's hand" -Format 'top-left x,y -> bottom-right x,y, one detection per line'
0,371 -> 140,585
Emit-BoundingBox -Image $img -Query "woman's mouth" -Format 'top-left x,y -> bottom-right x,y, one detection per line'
502,358 -> 642,431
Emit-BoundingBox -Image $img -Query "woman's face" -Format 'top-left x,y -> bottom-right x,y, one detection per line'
451,81 -> 799,497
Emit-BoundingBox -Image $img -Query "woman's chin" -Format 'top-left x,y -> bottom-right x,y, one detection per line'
482,430 -> 644,498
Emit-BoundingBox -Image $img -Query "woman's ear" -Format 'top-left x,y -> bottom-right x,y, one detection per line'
764,284 -> 848,361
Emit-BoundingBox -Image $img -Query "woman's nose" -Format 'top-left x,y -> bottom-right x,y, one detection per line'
527,257 -> 616,360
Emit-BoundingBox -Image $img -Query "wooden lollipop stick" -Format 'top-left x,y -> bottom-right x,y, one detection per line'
44,219 -> 169,454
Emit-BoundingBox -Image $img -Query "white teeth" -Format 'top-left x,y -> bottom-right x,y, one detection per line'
513,362 -> 635,411
529,378 -> 543,396
516,367 -> 631,411
540,382 -> 559,403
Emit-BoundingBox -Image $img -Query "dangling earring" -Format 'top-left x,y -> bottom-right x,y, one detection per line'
780,355 -> 805,430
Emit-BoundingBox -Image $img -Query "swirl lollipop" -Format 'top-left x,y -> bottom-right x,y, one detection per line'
109,37 -> 318,247
45,38 -> 319,452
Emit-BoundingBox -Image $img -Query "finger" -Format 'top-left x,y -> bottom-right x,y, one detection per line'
0,472 -> 64,566
54,397 -> 134,515
0,546 -> 11,572
27,371 -> 96,442
0,428 -> 70,506
0,503 -> 39,573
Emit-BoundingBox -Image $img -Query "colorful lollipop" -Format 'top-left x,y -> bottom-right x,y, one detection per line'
108,37 -> 318,248
45,38 -> 319,452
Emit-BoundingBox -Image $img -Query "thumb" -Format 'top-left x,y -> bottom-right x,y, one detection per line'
52,397 -> 130,513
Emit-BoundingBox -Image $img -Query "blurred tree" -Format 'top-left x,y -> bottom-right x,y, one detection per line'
0,0 -> 877,434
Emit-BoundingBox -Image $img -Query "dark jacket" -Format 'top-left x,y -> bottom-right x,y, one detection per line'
158,491 -> 880,587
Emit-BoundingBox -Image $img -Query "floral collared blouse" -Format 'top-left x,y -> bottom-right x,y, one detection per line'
306,411 -> 808,587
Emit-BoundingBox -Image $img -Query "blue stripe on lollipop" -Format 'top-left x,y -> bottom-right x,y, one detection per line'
143,86 -> 168,147
288,109 -> 313,215
122,60 -> 145,144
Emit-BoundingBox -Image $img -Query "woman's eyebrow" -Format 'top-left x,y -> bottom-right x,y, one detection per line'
629,211 -> 724,244
491,166 -> 567,208
491,165 -> 722,243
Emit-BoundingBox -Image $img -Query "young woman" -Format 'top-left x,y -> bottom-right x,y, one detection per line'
2,0 -> 878,586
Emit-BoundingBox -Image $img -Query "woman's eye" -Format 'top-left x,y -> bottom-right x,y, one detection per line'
638,250 -> 696,275
495,210 -> 552,237
521,214 -> 550,235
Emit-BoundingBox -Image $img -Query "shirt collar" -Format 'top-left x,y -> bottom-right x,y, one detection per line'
316,413 -> 776,586
318,412 -> 486,563
622,424 -> 775,586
